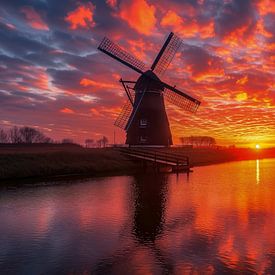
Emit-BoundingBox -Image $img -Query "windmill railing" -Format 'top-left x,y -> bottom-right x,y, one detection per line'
118,147 -> 189,167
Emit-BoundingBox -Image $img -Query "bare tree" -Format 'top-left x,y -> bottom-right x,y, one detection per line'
0,129 -> 8,143
7,126 -> 52,144
85,139 -> 94,148
96,139 -> 102,148
180,136 -> 216,147
102,136 -> 108,147
19,127 -> 53,143
62,138 -> 74,144
9,127 -> 22,143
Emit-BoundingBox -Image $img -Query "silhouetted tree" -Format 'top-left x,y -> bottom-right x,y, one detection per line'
6,126 -> 52,144
85,139 -> 94,148
180,136 -> 216,147
19,127 -> 51,143
62,138 -> 74,144
102,136 -> 108,147
9,127 -> 22,143
96,139 -> 102,148
96,136 -> 109,148
0,129 -> 8,143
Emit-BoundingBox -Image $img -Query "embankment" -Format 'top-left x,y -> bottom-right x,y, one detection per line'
0,144 -> 274,181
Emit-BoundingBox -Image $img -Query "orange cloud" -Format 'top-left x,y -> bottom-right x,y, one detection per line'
21,6 -> 49,31
106,0 -> 117,9
257,0 -> 275,15
222,23 -> 256,47
235,92 -> 248,102
60,108 -> 75,114
160,10 -> 214,39
65,3 -> 95,30
236,76 -> 248,85
256,18 -> 273,38
80,78 -> 116,89
119,0 -> 156,35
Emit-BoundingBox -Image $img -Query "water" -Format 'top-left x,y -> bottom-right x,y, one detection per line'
0,159 -> 274,274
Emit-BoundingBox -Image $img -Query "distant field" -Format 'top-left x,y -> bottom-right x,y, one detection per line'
0,144 -> 274,181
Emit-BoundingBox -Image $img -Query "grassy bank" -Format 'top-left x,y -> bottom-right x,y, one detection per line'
0,144 -> 274,181
0,144 -> 136,181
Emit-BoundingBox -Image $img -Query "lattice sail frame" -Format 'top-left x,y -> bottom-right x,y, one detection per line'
114,84 -> 135,129
164,88 -> 200,113
152,33 -> 182,76
114,100 -> 133,129
98,34 -> 201,128
98,37 -> 146,73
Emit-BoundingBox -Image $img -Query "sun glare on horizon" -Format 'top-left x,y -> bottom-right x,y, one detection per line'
255,144 -> 261,149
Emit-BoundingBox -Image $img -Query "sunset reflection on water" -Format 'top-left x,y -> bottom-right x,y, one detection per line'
0,159 -> 274,274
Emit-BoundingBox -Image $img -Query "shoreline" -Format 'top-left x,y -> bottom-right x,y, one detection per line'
1,144 -> 274,185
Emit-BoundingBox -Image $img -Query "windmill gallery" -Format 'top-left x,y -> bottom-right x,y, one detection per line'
98,32 -> 201,146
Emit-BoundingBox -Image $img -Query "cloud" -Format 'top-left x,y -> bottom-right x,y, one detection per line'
118,0 -> 156,35
65,3 -> 96,30
215,0 -> 257,44
0,0 -> 274,146
80,78 -> 116,89
60,107 -> 75,114
106,0 -> 117,9
181,45 -> 225,80
21,6 -> 49,31
160,10 -> 214,39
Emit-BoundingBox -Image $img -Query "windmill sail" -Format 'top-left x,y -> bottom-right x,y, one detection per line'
163,84 -> 200,113
114,100 -> 133,129
151,32 -> 182,76
98,37 -> 145,74
98,31 -> 201,146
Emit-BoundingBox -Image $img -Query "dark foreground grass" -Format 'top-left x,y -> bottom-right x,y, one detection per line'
0,144 -> 274,182
0,145 -> 136,181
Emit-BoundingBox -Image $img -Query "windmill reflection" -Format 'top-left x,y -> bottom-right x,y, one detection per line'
132,172 -> 168,243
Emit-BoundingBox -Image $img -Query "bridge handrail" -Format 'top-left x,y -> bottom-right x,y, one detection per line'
118,147 -> 189,165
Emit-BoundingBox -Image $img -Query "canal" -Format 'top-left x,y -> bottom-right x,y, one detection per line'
0,159 -> 274,274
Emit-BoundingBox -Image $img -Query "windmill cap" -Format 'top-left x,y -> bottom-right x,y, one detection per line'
134,70 -> 164,92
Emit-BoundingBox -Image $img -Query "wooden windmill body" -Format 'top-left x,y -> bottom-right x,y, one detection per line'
98,32 -> 201,146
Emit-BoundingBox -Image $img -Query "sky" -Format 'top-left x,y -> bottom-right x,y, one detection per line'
0,0 -> 274,147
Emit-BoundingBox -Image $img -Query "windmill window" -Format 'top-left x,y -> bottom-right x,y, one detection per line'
139,119 -> 148,128
140,136 -> 147,143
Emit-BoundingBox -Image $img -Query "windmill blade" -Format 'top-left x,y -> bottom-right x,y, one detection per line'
114,100 -> 133,130
163,82 -> 200,113
125,87 -> 147,131
98,37 -> 145,74
151,32 -> 182,76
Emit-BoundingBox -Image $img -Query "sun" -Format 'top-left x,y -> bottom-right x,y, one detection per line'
255,144 -> 261,149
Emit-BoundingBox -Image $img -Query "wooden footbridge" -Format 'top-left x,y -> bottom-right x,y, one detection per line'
118,147 -> 190,173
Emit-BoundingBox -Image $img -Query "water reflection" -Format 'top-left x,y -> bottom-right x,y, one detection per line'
0,159 -> 274,274
132,173 -> 168,243
256,159 -> 260,184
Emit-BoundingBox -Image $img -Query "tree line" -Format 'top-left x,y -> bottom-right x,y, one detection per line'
179,136 -> 216,147
85,136 -> 109,148
0,126 -> 109,147
0,126 -> 52,144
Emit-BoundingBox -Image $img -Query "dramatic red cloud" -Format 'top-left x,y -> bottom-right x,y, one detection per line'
1,0 -> 274,146
80,78 -> 117,89
118,0 -> 156,35
106,0 -> 117,9
65,3 -> 95,30
161,10 -> 214,39
257,0 -> 275,15
60,108 -> 75,114
21,6 -> 49,30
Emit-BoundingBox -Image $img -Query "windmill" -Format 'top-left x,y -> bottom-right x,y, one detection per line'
98,32 -> 200,146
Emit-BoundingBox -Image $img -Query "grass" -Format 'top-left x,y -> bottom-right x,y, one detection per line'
0,144 -> 274,181
0,144 -> 136,181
